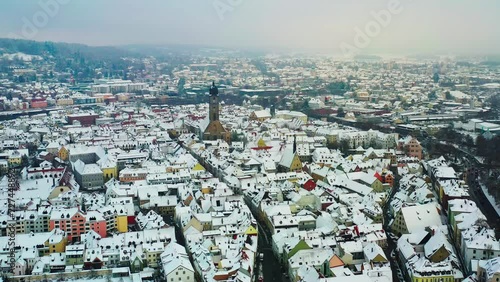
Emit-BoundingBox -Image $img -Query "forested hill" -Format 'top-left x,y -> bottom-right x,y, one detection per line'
0,38 -> 134,60
0,38 -> 147,82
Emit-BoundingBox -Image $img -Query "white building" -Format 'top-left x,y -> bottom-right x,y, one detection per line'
161,243 -> 196,282
461,226 -> 500,273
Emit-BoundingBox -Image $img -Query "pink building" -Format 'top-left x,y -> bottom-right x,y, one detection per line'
50,208 -> 107,242
30,98 -> 48,108
398,136 -> 422,160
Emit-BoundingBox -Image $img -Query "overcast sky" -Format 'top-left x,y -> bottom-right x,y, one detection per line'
0,0 -> 499,55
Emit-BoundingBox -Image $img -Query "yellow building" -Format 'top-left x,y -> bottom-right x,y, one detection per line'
93,96 -> 105,103
245,225 -> 258,236
325,134 -> 338,146
46,232 -> 68,254
278,148 -> 303,172
370,179 -> 385,193
391,204 -> 442,235
183,217 -> 203,233
192,163 -> 205,172
101,165 -> 118,182
56,98 -> 74,106
411,273 -> 454,282
288,155 -> 303,171
257,138 -> 267,148
155,205 -> 176,216
356,91 -> 370,101
8,158 -> 21,167
117,93 -> 130,102
201,185 -> 213,195
8,150 -> 25,167
58,146 -> 69,161
115,215 -> 128,233
144,247 -> 163,268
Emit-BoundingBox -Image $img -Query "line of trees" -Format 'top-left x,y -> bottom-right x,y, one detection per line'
476,135 -> 500,165
430,127 -> 499,165
326,81 -> 350,95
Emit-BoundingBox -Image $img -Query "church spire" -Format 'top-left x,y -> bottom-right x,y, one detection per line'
209,82 -> 220,122
210,81 -> 218,96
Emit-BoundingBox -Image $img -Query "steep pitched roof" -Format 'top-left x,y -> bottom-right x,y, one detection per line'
401,203 -> 442,233
279,147 -> 297,168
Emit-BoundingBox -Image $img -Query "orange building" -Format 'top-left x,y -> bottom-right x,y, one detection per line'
119,168 -> 147,182
398,136 -> 422,160
31,98 -> 48,108
49,208 -> 107,242
382,171 -> 394,187
58,146 -> 69,161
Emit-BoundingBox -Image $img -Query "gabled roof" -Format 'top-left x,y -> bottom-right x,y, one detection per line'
479,257 -> 500,281
329,254 -> 344,268
279,147 -> 298,168
424,231 -> 452,260
363,242 -> 387,262
400,203 -> 442,233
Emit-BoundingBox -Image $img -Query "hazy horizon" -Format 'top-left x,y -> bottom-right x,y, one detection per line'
1,0 -> 500,56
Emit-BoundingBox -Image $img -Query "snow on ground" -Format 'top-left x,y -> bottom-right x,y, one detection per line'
475,156 -> 486,164
17,178 -> 55,200
1,52 -> 43,61
49,277 -> 134,282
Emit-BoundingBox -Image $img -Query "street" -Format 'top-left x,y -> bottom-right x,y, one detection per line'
245,197 -> 289,282
382,167 -> 406,282
257,233 -> 288,282
462,156 -> 500,237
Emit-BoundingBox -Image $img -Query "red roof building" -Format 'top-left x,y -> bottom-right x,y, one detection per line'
303,179 -> 317,191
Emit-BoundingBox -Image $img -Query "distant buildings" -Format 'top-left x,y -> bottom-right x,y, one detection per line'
67,113 -> 100,126
91,79 -> 146,94
1,49 -> 500,282
249,109 -> 272,122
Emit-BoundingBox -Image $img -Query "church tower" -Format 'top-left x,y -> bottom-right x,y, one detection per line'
202,82 -> 231,144
209,81 -> 219,122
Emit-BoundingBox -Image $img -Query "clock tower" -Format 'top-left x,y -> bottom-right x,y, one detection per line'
202,82 -> 231,143
209,81 -> 220,122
